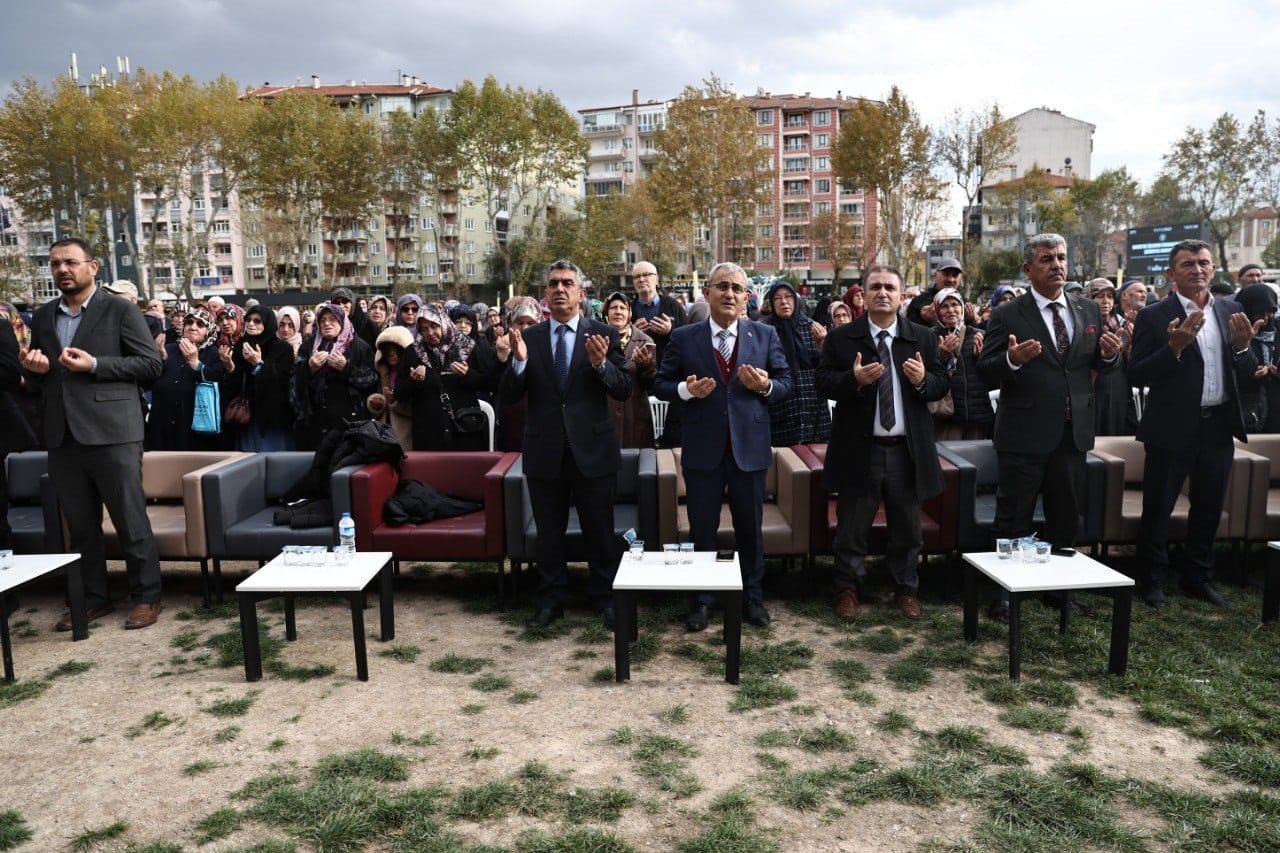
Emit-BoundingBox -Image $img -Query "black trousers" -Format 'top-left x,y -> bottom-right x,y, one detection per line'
49,436 -> 161,608
526,444 -> 620,611
685,454 -> 767,606
1138,408 -> 1234,587
832,441 -> 921,594
993,421 -> 1083,548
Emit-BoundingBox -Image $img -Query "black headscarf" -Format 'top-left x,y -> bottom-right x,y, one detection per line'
1237,284 -> 1277,323
764,281 -> 816,372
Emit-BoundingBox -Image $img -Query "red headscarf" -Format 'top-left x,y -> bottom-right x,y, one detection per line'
841,286 -> 865,319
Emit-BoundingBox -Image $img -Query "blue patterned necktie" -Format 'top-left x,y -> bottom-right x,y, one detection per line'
554,324 -> 569,389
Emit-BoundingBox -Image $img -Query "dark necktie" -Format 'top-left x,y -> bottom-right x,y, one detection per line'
554,324 -> 569,389
877,330 -> 896,431
1049,302 -> 1070,360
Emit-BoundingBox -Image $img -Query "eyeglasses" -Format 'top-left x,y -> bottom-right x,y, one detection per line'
49,259 -> 89,269
332,298 -> 352,306
710,282 -> 747,294
401,305 -> 419,313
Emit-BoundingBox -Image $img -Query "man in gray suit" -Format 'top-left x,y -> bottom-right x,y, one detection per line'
22,238 -> 164,630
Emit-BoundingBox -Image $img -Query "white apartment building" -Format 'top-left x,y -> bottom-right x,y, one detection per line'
992,107 -> 1095,183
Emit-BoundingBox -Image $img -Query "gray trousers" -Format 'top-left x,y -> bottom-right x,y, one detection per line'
50,436 -> 161,608
832,441 -> 921,594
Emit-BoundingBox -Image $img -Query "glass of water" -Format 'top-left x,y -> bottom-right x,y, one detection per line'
679,543 -> 693,564
0,549 -> 12,570
628,540 -> 645,561
1035,542 -> 1052,563
996,539 -> 1014,559
663,544 -> 680,565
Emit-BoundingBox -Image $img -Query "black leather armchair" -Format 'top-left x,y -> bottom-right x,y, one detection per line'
6,452 -> 61,553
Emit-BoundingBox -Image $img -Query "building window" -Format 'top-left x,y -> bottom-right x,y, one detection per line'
373,265 -> 382,277
814,156 -> 830,171
212,220 -> 230,234
251,268 -> 265,280
193,198 -> 205,211
783,157 -> 807,173
758,224 -> 774,238
464,218 -> 475,230
423,263 -> 435,275
816,179 -> 831,193
756,133 -> 772,147
756,110 -> 773,125
814,110 -> 830,125
484,220 -> 493,232
814,201 -> 831,216
307,243 -> 317,256
757,247 -> 773,261
465,241 -> 475,254
815,133 -> 830,148
466,262 -> 476,276
757,202 -> 774,217
248,244 -> 265,258
424,218 -> 436,230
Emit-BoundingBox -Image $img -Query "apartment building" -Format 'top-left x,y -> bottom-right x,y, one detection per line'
1226,206 -> 1279,274
245,78 -> 577,302
996,107 -> 1095,183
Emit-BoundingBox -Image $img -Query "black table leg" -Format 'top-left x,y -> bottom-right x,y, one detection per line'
724,590 -> 742,685
629,594 -> 639,643
284,595 -> 297,641
214,560 -> 225,605
1059,597 -> 1071,636
963,560 -> 978,642
239,593 -> 262,682
1109,588 -> 1132,676
66,560 -> 88,641
199,562 -> 211,609
614,590 -> 632,683
1,594 -> 13,682
379,560 -> 395,641
348,593 -> 368,681
1008,594 -> 1022,681
1265,547 -> 1279,623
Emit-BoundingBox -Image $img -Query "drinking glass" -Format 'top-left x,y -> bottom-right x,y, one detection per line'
996,539 -> 1014,559
629,540 -> 645,561
663,544 -> 680,565
1035,542 -> 1052,563
679,542 -> 694,564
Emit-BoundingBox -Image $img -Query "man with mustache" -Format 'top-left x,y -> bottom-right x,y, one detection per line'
977,233 -> 1123,619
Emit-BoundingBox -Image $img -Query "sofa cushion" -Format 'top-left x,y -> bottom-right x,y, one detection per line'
103,505 -> 189,558
676,504 -> 795,553
9,506 -> 47,554
222,507 -> 335,557
371,512 -> 494,560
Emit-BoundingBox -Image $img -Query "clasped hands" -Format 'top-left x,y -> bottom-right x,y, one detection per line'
851,351 -> 926,388
20,345 -> 93,374
684,364 -> 771,398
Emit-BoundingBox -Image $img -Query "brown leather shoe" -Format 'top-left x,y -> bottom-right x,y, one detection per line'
124,602 -> 163,630
895,593 -> 922,620
835,588 -> 860,619
56,604 -> 115,632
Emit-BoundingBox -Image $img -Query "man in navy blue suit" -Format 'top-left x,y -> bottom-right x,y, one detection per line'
500,259 -> 632,629
654,262 -> 793,631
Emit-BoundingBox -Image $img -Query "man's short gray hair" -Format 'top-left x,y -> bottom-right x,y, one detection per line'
706,261 -> 747,284
546,259 -> 582,283
1024,233 -> 1067,265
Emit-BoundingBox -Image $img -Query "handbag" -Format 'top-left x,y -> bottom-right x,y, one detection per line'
928,392 -> 955,417
192,365 -> 222,434
439,388 -> 486,434
224,372 -> 252,427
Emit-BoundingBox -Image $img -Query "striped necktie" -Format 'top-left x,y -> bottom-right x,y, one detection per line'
554,324 -> 569,389
717,328 -> 733,363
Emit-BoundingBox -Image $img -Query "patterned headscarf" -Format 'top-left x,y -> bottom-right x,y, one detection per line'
276,306 -> 303,354
314,302 -> 356,355
0,301 -> 30,349
368,296 -> 394,330
183,309 -> 216,349
395,294 -> 424,340
415,303 -> 475,367
214,304 -> 244,349
505,295 -> 542,327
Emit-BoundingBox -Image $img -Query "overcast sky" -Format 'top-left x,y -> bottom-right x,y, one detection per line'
4,0 -> 1277,198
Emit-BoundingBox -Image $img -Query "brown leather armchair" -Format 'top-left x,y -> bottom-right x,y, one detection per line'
1234,436 -> 1280,543
656,448 -> 810,561
1090,437 -> 1252,554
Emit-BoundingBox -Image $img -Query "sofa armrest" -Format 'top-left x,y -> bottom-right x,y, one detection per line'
934,456 -> 960,551
1086,449 -> 1126,544
486,452 -> 520,559
202,455 -> 267,558
637,448 -> 659,549
1080,453 -> 1107,546
182,454 -> 248,558
40,473 -> 65,552
935,444 -> 979,551
352,462 -> 400,551
656,450 -> 678,547
774,447 -> 810,553
1230,449 -> 1267,541
329,464 -> 363,544
791,445 -> 828,552
503,455 -> 529,561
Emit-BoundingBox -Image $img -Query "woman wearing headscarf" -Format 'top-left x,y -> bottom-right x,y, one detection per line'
394,294 -> 424,340
147,309 -> 226,450
931,287 -> 993,440
841,285 -> 866,321
0,301 -> 40,447
602,291 -> 657,448
300,309 -> 315,338
292,302 -> 378,450
1237,284 -> 1280,432
830,302 -> 853,327
763,281 -> 831,446
1084,279 -> 1137,436
485,296 -> 542,451
276,306 -> 303,355
396,304 -> 488,451
221,305 -> 296,451
359,295 -> 394,348
367,325 -> 415,451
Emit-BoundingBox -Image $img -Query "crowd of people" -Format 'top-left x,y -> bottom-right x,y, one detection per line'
1,234 -> 1273,633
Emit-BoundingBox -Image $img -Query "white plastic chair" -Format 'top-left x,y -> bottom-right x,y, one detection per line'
649,396 -> 669,441
478,399 -> 496,451
988,389 -> 1000,412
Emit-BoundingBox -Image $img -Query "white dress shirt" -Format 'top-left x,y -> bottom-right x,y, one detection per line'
869,317 -> 906,437
511,315 -> 579,376
1007,289 -> 1074,371
1175,291 -> 1225,406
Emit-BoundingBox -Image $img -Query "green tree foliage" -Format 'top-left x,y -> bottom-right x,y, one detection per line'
1136,174 -> 1199,228
1162,112 -> 1258,268
936,103 -> 1019,268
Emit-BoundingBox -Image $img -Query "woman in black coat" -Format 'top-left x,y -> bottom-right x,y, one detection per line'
1085,279 -> 1138,436
396,303 -> 488,451
292,302 -> 379,451
931,288 -> 994,440
222,304 -> 296,451
147,309 -> 226,450
1237,284 -> 1280,433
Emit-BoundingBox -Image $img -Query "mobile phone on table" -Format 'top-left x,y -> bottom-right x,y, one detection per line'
715,550 -> 734,562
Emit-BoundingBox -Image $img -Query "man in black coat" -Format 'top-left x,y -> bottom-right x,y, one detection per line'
977,234 -> 1122,615
1129,239 -> 1263,608
501,259 -> 632,629
22,237 -> 164,630
815,265 -> 949,620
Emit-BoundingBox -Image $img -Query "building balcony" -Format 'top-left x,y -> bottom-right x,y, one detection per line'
440,225 -> 459,238
440,272 -> 454,284
440,203 -> 458,214
583,123 -> 623,135
588,150 -> 626,162
637,122 -> 664,136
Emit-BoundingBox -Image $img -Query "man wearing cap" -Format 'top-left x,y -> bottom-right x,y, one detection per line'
1119,281 -> 1148,324
931,286 -> 992,440
977,234 -> 1123,619
105,280 -> 165,351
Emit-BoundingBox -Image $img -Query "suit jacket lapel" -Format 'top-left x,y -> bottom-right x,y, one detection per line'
1018,294 -> 1061,366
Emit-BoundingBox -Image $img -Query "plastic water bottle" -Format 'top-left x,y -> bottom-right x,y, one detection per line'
337,513 -> 356,556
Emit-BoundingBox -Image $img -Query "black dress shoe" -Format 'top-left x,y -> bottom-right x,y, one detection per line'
685,605 -> 709,633
525,607 -> 564,628
598,607 -> 616,630
1180,582 -> 1232,608
1142,585 -> 1168,609
744,600 -> 771,627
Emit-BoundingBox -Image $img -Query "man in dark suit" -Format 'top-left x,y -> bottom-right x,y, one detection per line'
1129,239 -> 1263,607
977,234 -> 1122,617
654,261 -> 793,631
22,237 -> 164,630
815,265 -> 949,620
500,259 -> 632,629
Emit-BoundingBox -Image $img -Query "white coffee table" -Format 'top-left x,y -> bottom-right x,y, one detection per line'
0,553 -> 85,682
613,551 -> 743,684
236,551 -> 395,682
1264,542 -> 1280,623
962,550 -> 1134,680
